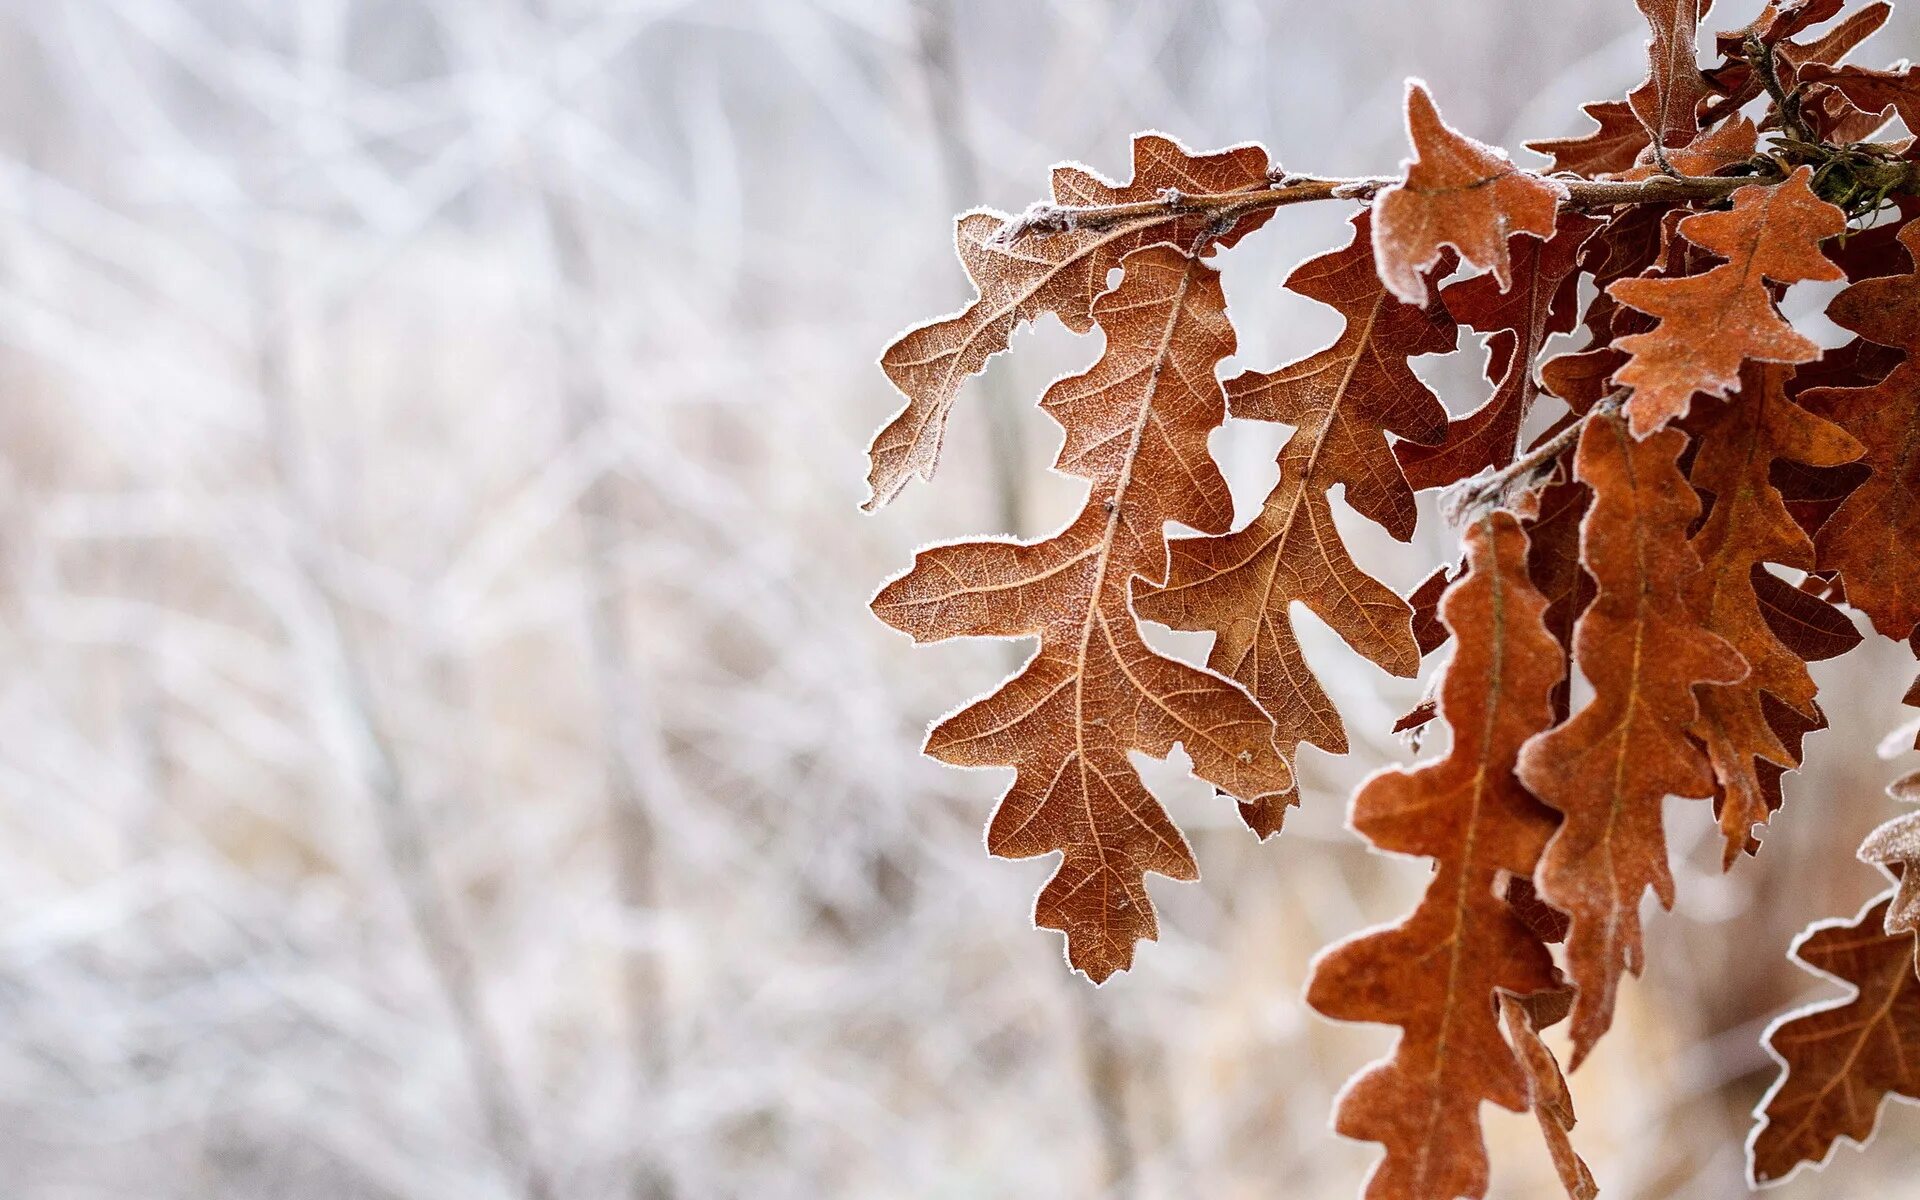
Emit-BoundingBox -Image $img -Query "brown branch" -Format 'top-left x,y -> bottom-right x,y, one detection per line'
993,163 -> 1920,245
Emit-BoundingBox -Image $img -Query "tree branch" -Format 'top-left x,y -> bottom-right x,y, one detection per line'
993,162 -> 1920,245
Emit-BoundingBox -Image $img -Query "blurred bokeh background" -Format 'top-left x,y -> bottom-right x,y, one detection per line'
0,0 -> 1918,1196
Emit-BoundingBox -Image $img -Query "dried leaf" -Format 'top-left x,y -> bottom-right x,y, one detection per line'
1712,0 -> 1844,54
865,135 -> 1274,509
1397,215 -> 1598,490
1609,168 -> 1846,436
1688,365 -> 1863,866
1797,62 -> 1920,138
1373,81 -> 1566,305
1858,770 -> 1920,938
872,246 -> 1290,980
1526,101 -> 1650,177
1629,0 -> 1712,149
1518,416 -> 1745,1062
1499,993 -> 1600,1200
1749,889 -> 1920,1185
1138,212 -> 1455,835
1614,116 -> 1758,181
1525,476 -> 1597,723
1810,221 -> 1920,640
1307,512 -> 1565,1200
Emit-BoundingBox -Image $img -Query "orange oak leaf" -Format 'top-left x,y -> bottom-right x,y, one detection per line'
1499,993 -> 1599,1200
1629,0 -> 1712,149
1527,101 -> 1650,177
872,246 -> 1290,980
1517,416 -> 1746,1062
1372,81 -> 1566,305
865,134 -> 1274,509
1809,221 -> 1920,640
1608,168 -> 1846,436
1397,215 -> 1598,490
1137,212 -> 1455,835
1306,512 -> 1565,1200
1748,888 -> 1920,1186
1687,365 -> 1863,866
1858,770 -> 1920,939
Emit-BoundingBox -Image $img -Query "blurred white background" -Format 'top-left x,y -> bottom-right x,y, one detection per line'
0,1 -> 1918,1197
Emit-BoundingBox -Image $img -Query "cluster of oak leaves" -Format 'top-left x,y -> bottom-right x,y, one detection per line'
864,1 -> 1920,1197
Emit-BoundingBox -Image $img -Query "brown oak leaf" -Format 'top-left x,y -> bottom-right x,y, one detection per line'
872,246 -> 1290,980
1809,221 -> 1920,640
1749,888 -> 1920,1185
1500,993 -> 1599,1200
1797,62 -> 1920,139
1137,212 -> 1455,835
865,134 -> 1274,509
1527,101 -> 1650,177
1609,167 -> 1846,436
1307,512 -> 1565,1200
1707,3 -> 1895,137
1629,0 -> 1712,149
1858,770 -> 1920,939
1397,215 -> 1598,490
1372,81 -> 1566,305
1688,364 -> 1863,866
1517,416 -> 1746,1063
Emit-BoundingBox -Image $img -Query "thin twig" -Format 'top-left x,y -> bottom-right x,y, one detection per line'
992,162 -> 1920,247
1441,392 -> 1627,526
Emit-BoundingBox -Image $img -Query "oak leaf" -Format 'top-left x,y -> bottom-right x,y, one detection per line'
1500,993 -> 1599,1200
872,246 -> 1290,980
1137,213 -> 1454,835
1397,215 -> 1598,490
1609,168 -> 1846,436
1857,770 -> 1920,939
1526,101 -> 1649,177
1687,364 -> 1863,866
1629,0 -> 1712,149
865,135 -> 1274,509
1797,62 -> 1920,139
1517,416 -> 1746,1062
1809,221 -> 1920,640
1749,888 -> 1920,1185
1373,81 -> 1566,305
1307,512 -> 1565,1200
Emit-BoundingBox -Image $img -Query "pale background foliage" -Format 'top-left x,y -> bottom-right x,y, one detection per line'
0,1 -> 1917,1197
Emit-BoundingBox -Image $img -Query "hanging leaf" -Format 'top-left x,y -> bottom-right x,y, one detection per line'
1517,416 -> 1745,1062
1811,221 -> 1920,641
1500,993 -> 1600,1200
865,135 -> 1275,509
872,246 -> 1290,980
1138,212 -> 1455,834
1687,364 -> 1863,865
1628,0 -> 1712,149
1397,215 -> 1599,490
1307,512 -> 1566,1200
